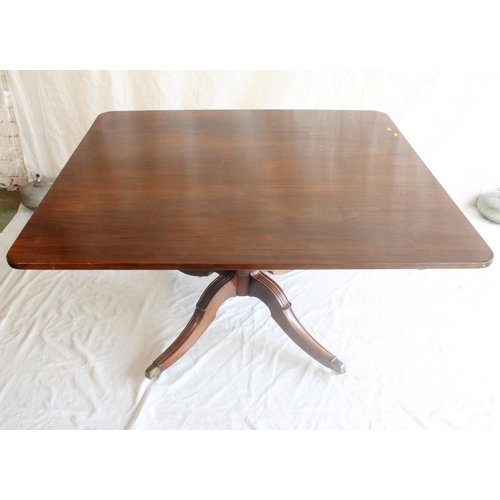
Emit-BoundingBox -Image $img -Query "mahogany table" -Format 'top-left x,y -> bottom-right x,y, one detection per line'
7,110 -> 494,380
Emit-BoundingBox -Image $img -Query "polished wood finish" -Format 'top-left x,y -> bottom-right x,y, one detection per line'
146,270 -> 344,378
7,110 -> 493,270
248,271 -> 342,371
149,271 -> 237,374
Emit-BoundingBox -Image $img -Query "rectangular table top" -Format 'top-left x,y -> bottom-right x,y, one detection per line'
7,110 -> 493,270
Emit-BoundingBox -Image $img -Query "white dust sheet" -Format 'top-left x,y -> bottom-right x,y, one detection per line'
1,203 -> 498,429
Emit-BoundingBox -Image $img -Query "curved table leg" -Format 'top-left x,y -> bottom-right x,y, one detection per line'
146,269 -> 345,380
145,271 -> 237,379
248,271 -> 346,373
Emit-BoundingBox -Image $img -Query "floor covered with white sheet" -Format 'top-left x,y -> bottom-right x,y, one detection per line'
1,200 -> 498,430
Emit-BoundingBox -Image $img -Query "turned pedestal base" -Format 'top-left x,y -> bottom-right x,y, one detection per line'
145,270 -> 345,380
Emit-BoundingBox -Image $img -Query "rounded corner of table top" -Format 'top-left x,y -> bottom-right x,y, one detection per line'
481,250 -> 494,268
370,109 -> 391,119
6,249 -> 23,270
95,110 -> 120,119
460,247 -> 494,269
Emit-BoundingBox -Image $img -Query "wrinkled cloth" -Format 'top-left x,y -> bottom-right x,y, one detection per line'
1,71 -> 499,429
1,204 -> 498,429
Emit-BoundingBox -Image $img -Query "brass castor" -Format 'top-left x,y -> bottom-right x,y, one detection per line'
145,362 -> 161,380
329,356 -> 346,374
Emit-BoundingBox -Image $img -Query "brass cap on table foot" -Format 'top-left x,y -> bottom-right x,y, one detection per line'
145,363 -> 161,380
329,357 -> 346,374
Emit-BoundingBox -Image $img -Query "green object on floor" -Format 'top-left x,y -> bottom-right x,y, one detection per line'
0,190 -> 21,233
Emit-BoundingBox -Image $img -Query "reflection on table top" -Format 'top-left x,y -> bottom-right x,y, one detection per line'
7,110 -> 494,270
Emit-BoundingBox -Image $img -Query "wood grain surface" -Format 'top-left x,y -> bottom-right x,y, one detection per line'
7,110 -> 493,270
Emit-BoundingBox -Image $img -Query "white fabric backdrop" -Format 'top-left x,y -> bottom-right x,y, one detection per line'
1,70 -> 499,429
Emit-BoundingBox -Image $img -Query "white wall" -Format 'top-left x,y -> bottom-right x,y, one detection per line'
0,70 -> 28,190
